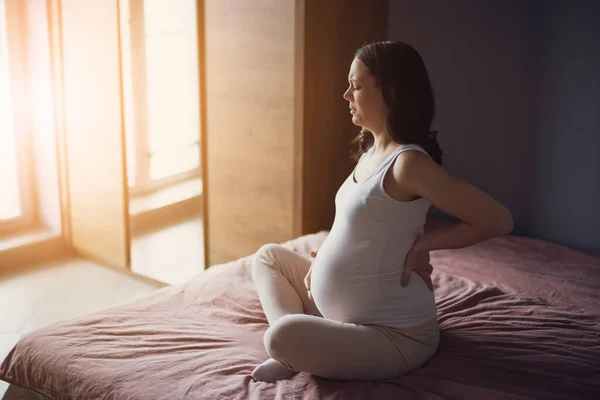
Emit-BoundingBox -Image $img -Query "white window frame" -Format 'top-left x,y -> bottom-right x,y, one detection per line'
123,0 -> 200,198
0,0 -> 36,234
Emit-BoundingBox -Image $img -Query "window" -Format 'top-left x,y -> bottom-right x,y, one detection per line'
119,0 -> 201,197
0,2 -> 33,232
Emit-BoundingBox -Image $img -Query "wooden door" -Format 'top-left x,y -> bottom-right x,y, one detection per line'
60,0 -> 131,269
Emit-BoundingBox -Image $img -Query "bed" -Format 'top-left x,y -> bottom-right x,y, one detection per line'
1,231 -> 599,399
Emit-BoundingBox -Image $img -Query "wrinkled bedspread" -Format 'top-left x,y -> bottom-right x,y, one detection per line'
1,232 -> 599,399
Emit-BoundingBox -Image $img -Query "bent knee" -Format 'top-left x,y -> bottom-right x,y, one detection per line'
252,243 -> 279,272
264,315 -> 303,361
252,244 -> 286,277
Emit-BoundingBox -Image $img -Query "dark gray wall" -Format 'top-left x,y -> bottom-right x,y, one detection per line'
389,0 -> 600,253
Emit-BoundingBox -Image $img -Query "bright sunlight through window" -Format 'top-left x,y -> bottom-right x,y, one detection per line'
120,0 -> 201,195
0,6 -> 21,222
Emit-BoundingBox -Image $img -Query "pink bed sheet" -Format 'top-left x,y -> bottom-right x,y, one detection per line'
1,232 -> 599,399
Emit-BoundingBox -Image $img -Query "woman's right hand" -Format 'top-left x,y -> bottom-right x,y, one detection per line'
304,251 -> 317,301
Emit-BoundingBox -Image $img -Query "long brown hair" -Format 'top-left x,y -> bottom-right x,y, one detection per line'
352,41 -> 443,165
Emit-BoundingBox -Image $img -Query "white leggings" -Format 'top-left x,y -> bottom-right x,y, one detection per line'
252,243 -> 440,381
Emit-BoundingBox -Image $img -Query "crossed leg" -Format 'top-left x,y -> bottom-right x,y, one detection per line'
251,244 -> 417,382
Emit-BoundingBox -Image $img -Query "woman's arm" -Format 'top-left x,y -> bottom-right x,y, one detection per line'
397,151 -> 514,249
394,151 -> 513,286
414,222 -> 506,252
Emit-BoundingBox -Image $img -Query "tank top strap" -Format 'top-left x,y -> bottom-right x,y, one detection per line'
376,144 -> 430,179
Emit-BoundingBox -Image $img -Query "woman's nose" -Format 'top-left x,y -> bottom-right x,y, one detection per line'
343,88 -> 352,101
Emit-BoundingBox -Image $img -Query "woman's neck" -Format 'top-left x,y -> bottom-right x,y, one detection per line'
370,130 -> 401,155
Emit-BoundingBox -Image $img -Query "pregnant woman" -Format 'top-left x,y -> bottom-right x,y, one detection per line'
251,41 -> 513,383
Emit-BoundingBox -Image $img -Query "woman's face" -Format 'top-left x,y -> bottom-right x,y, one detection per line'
343,58 -> 388,134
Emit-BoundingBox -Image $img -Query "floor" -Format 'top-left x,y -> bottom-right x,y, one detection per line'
0,258 -> 163,398
130,216 -> 205,285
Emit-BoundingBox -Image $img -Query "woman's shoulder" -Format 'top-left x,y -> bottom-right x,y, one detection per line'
394,146 -> 435,173
379,147 -> 438,202
390,147 -> 442,192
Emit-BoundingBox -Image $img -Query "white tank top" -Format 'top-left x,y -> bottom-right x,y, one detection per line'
310,144 -> 437,328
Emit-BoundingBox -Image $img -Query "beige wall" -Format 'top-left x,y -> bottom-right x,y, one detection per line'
204,0 -> 297,265
60,0 -> 130,269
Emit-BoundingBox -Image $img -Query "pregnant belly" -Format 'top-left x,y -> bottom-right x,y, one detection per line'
310,259 -> 384,323
309,256 -> 435,326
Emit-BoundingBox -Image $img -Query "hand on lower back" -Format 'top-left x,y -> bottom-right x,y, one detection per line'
402,247 -> 434,292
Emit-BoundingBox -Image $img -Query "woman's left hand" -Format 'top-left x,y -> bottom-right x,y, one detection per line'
401,247 -> 434,292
